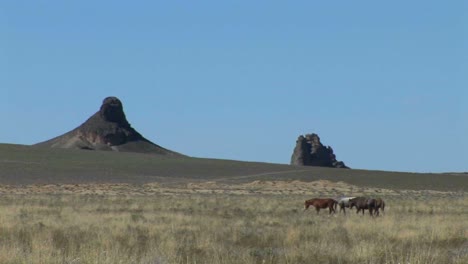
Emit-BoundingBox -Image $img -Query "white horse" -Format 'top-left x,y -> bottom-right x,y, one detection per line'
337,197 -> 355,214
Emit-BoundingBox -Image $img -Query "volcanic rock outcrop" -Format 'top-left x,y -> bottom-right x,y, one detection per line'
290,133 -> 348,168
35,97 -> 184,156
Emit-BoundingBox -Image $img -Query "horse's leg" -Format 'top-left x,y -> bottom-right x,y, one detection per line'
316,207 -> 320,214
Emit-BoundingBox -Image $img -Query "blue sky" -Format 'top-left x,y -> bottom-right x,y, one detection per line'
1,1 -> 467,172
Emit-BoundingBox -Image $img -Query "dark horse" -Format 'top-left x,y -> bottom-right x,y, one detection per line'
304,198 -> 338,214
374,198 -> 386,216
349,197 -> 377,216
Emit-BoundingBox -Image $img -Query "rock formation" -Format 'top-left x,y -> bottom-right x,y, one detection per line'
35,97 -> 184,156
291,133 -> 348,168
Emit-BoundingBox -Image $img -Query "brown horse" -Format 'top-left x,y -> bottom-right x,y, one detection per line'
374,198 -> 386,216
304,198 -> 338,214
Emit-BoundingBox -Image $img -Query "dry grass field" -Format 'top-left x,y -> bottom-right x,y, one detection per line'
0,182 -> 466,264
1,144 -> 467,263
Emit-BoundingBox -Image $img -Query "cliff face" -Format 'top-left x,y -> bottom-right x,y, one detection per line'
291,133 -> 348,168
35,97 -> 184,156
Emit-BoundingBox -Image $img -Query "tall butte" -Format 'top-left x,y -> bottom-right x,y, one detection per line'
290,133 -> 348,168
35,96 -> 184,156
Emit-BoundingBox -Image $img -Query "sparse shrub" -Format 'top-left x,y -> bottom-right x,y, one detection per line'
17,228 -> 33,253
131,213 -> 146,222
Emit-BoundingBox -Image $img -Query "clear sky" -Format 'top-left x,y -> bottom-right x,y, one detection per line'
1,1 -> 467,173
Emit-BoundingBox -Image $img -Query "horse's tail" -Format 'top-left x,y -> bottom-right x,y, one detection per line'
334,200 -> 338,211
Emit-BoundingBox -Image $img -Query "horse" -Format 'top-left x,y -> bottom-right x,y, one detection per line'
349,197 -> 376,216
304,198 -> 338,214
337,197 -> 355,215
373,198 -> 386,216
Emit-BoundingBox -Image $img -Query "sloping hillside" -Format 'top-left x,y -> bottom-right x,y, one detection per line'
0,144 -> 466,191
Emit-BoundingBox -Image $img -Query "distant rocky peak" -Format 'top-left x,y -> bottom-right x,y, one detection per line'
35,96 -> 184,156
291,133 -> 349,169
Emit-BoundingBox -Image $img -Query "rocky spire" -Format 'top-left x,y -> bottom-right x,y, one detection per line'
291,133 -> 348,168
99,97 -> 129,125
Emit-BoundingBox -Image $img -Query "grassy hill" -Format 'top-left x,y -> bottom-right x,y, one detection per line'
0,143 -> 466,191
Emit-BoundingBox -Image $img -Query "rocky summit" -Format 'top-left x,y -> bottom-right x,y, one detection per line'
35,97 -> 184,156
290,133 -> 348,168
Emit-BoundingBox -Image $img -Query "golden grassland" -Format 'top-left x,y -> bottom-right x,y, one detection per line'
0,182 -> 466,264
